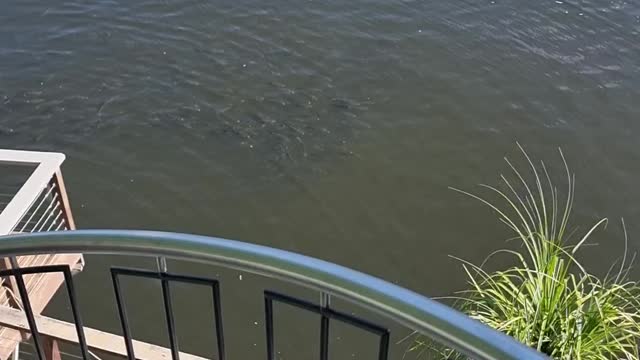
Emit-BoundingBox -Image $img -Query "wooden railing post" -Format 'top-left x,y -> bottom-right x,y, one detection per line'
52,170 -> 76,230
43,336 -> 61,360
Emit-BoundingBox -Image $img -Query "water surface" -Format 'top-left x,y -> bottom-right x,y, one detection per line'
2,0 -> 640,358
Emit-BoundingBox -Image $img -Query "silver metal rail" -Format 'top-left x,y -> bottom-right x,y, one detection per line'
0,230 -> 547,360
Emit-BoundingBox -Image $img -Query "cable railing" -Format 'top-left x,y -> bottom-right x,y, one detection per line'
0,230 -> 549,360
0,149 -> 75,235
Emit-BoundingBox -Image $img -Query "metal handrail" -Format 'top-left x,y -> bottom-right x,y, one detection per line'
0,230 -> 548,360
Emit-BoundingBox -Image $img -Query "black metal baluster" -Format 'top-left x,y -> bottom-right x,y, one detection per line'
13,269 -> 45,360
265,290 -> 390,360
320,293 -> 330,360
111,270 -> 136,360
0,265 -> 94,360
62,267 -> 89,359
378,332 -> 390,360
264,296 -> 275,360
161,277 -> 180,360
212,282 -> 226,360
111,268 -> 227,360
319,313 -> 329,360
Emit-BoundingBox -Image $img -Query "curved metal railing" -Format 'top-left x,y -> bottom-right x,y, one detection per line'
0,230 -> 548,360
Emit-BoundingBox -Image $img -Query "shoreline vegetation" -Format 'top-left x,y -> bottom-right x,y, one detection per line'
410,144 -> 640,359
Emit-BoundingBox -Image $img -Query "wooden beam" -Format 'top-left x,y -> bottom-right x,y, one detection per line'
0,258 -> 22,312
52,171 -> 75,230
0,306 -> 208,360
43,337 -> 61,360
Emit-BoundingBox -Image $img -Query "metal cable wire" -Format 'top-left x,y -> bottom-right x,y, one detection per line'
14,184 -> 57,233
30,193 -> 59,233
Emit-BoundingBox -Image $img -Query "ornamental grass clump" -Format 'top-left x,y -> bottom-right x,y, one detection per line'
415,145 -> 640,359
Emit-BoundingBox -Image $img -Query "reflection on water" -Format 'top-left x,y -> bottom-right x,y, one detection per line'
2,0 -> 640,357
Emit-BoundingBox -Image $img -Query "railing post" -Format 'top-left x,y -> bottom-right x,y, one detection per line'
52,170 -> 76,230
43,336 -> 62,360
0,258 -> 21,316
320,293 -> 330,360
10,343 -> 19,360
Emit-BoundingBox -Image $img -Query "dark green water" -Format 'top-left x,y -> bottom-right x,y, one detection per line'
2,0 -> 640,358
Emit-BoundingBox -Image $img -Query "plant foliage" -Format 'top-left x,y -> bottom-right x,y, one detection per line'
412,145 -> 640,360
